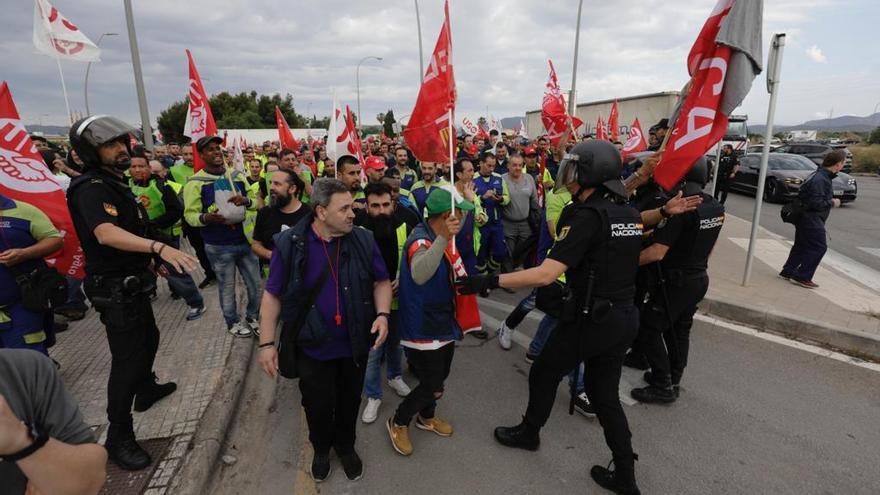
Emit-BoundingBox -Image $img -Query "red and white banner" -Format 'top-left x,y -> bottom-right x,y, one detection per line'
654,0 -> 763,190
595,115 -> 608,141
403,0 -> 456,163
541,60 -> 583,145
608,100 -> 620,142
0,82 -> 84,278
32,0 -> 101,62
275,106 -> 300,151
622,118 -> 647,156
518,118 -> 528,139
328,105 -> 364,164
183,49 -> 217,172
461,117 -> 480,137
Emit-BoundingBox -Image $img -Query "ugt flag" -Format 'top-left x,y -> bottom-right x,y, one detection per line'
622,118 -> 647,156
33,0 -> 101,62
654,0 -> 763,190
183,50 -> 217,172
275,106 -> 300,151
595,115 -> 608,141
0,82 -> 84,278
541,60 -> 583,145
608,100 -> 620,142
403,0 -> 456,163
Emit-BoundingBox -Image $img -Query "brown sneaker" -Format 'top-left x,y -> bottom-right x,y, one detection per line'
790,278 -> 819,289
386,418 -> 413,456
415,415 -> 454,437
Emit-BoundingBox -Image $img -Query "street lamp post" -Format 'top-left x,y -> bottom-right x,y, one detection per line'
569,0 -> 584,117
414,0 -> 424,83
356,56 -> 382,136
84,32 -> 118,116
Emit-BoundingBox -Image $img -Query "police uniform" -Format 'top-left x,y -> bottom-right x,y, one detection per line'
636,192 -> 724,398
714,152 -> 738,204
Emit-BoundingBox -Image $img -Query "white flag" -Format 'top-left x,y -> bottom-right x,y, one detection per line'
232,135 -> 245,172
326,89 -> 340,160
33,0 -> 101,62
461,117 -> 481,136
518,118 -> 528,139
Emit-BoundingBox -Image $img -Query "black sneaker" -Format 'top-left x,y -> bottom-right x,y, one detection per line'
623,352 -> 650,370
134,373 -> 177,412
590,460 -> 641,495
642,371 -> 666,388
573,392 -> 596,417
630,385 -> 677,404
525,353 -> 537,365
469,329 -> 489,340
339,450 -> 363,481
311,454 -> 331,482
493,418 -> 540,451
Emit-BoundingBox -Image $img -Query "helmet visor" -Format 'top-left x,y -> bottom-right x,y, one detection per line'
554,152 -> 579,193
76,116 -> 138,148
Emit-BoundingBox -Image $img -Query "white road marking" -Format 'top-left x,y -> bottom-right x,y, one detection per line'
696,313 -> 880,373
729,237 -> 880,313
478,297 -> 545,323
479,308 -> 639,406
858,247 -> 880,260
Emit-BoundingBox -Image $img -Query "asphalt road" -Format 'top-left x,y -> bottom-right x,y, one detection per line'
719,173 -> 880,272
207,290 -> 880,495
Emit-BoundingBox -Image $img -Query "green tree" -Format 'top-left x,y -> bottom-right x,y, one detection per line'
868,127 -> 880,145
382,109 -> 397,137
157,99 -> 189,144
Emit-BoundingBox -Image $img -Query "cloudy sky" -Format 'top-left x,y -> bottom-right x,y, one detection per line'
4,0 -> 879,130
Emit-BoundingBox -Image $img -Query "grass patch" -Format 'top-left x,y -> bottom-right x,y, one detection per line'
850,144 -> 880,173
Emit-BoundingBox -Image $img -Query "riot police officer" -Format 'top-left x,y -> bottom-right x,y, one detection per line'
459,140 -> 644,495
630,157 -> 725,404
67,116 -> 199,470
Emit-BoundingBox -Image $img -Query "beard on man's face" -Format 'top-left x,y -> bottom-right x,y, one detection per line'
270,191 -> 292,209
370,212 -> 395,237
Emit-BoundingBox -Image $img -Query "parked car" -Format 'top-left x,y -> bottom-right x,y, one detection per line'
746,144 -> 781,154
773,142 -> 853,173
729,153 -> 857,203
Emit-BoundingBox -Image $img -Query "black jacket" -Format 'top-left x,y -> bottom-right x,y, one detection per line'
797,168 -> 834,228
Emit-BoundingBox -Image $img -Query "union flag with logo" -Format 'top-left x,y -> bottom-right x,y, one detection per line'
32,0 -> 101,62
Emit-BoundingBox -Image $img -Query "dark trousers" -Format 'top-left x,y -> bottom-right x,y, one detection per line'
525,305 -> 638,469
714,181 -> 730,205
782,225 -> 827,282
296,351 -> 367,456
639,274 -> 708,386
393,344 -> 455,425
95,297 -> 160,427
183,224 -> 215,280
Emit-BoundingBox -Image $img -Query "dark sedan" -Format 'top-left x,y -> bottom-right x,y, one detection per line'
728,153 -> 857,203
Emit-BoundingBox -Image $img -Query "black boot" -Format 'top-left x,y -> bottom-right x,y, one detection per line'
623,352 -> 650,370
630,385 -> 677,404
105,423 -> 152,470
642,371 -> 666,388
134,373 -> 177,412
590,458 -> 640,495
493,417 -> 540,451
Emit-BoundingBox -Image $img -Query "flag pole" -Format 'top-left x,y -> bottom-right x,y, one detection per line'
53,53 -> 73,125
449,108 -> 456,255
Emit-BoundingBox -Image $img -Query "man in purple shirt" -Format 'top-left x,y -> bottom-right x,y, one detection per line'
256,178 -> 392,483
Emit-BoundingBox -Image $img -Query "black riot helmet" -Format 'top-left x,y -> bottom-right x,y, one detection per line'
69,115 -> 138,169
555,140 -> 626,199
674,156 -> 709,196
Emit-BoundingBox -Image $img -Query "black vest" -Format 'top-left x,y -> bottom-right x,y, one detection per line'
662,193 -> 725,272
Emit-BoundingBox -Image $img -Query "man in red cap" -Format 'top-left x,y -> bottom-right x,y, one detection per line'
365,156 -> 387,184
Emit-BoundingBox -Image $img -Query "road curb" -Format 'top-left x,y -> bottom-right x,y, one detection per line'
702,296 -> 880,361
170,337 -> 254,495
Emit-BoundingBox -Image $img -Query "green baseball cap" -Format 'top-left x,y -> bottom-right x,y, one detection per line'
425,186 -> 475,215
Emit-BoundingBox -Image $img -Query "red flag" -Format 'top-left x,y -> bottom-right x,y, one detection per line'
275,106 -> 300,151
185,49 -> 217,172
0,82 -> 84,278
622,118 -> 647,156
608,100 -> 620,142
595,115 -> 608,141
541,60 -> 583,145
403,0 -> 456,163
654,0 -> 762,190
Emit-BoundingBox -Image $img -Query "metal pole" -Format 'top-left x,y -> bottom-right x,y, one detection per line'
356,56 -> 382,136
124,0 -> 154,150
743,33 -> 786,286
53,53 -> 73,125
569,0 -> 584,117
84,33 -> 118,116
414,0 -> 425,82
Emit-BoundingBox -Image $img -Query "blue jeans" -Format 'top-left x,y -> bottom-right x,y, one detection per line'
205,243 -> 261,328
527,314 -> 584,394
164,238 -> 204,309
56,276 -> 88,312
364,311 -> 403,400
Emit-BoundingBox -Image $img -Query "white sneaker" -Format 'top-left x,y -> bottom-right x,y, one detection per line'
387,376 -> 411,397
361,398 -> 381,423
228,321 -> 252,338
497,322 -> 512,350
245,317 -> 260,337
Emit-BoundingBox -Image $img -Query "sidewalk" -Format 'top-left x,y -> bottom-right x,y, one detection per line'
52,270 -> 242,495
704,213 -> 880,360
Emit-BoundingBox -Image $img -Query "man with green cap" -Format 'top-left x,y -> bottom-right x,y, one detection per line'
386,186 -> 479,457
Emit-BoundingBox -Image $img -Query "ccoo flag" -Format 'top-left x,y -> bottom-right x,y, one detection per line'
654,0 -> 763,190
32,0 -> 101,62
0,82 -> 84,278
403,0 -> 456,163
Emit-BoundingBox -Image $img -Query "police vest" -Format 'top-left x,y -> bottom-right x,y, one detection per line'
661,193 -> 725,272
562,197 -> 643,303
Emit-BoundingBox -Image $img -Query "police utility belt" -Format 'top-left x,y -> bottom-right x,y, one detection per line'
85,271 -> 156,308
536,278 -> 630,325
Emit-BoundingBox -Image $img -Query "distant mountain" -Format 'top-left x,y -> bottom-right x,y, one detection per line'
752,113 -> 880,134
24,124 -> 69,136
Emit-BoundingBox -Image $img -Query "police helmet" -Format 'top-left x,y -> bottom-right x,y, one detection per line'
555,140 -> 626,198
69,115 -> 138,167
676,156 -> 708,196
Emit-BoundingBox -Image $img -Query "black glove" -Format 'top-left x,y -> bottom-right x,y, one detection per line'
456,274 -> 500,295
